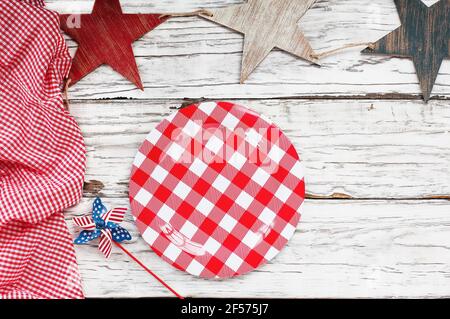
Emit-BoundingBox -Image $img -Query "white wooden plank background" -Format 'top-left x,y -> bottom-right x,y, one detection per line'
47,0 -> 450,298
67,198 -> 450,298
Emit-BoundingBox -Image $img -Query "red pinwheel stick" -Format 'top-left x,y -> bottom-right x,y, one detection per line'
114,242 -> 184,300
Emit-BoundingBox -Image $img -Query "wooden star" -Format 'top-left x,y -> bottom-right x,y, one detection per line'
363,0 -> 449,101
60,0 -> 167,90
201,0 -> 319,83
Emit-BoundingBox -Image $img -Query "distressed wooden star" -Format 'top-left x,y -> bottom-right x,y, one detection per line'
363,0 -> 449,101
60,0 -> 167,90
201,0 -> 319,83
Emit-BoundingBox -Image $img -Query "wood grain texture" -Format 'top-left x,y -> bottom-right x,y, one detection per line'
363,0 -> 450,101
42,0 -> 450,298
201,0 -> 319,83
67,198 -> 450,298
47,0 -> 450,100
71,99 -> 450,200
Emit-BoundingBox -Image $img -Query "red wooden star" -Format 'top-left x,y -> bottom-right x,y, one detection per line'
60,0 -> 167,90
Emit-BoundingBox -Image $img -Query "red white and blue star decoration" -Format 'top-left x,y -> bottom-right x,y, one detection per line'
74,197 -> 131,258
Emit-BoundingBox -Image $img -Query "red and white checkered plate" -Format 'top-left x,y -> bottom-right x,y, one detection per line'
129,102 -> 305,278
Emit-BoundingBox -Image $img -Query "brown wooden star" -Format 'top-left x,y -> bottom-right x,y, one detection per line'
363,0 -> 449,101
201,0 -> 319,83
60,0 -> 167,90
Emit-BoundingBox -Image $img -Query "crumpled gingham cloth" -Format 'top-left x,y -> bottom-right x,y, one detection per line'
0,0 -> 86,298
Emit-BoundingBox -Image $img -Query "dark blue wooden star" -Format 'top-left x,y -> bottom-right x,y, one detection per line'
363,0 -> 449,101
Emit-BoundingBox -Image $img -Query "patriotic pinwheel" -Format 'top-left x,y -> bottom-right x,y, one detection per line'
73,197 -> 131,258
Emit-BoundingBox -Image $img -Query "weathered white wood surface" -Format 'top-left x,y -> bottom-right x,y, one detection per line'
45,0 -> 450,298
76,99 -> 450,200
48,0 -> 450,100
71,99 -> 450,298
67,198 -> 450,298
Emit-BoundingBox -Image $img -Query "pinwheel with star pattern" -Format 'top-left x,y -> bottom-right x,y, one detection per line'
73,197 -> 131,258
72,197 -> 183,298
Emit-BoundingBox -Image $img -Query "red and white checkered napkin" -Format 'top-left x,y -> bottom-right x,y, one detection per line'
0,0 -> 85,298
129,102 -> 305,278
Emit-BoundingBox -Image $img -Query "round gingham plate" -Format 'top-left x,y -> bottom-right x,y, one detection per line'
129,102 -> 305,278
